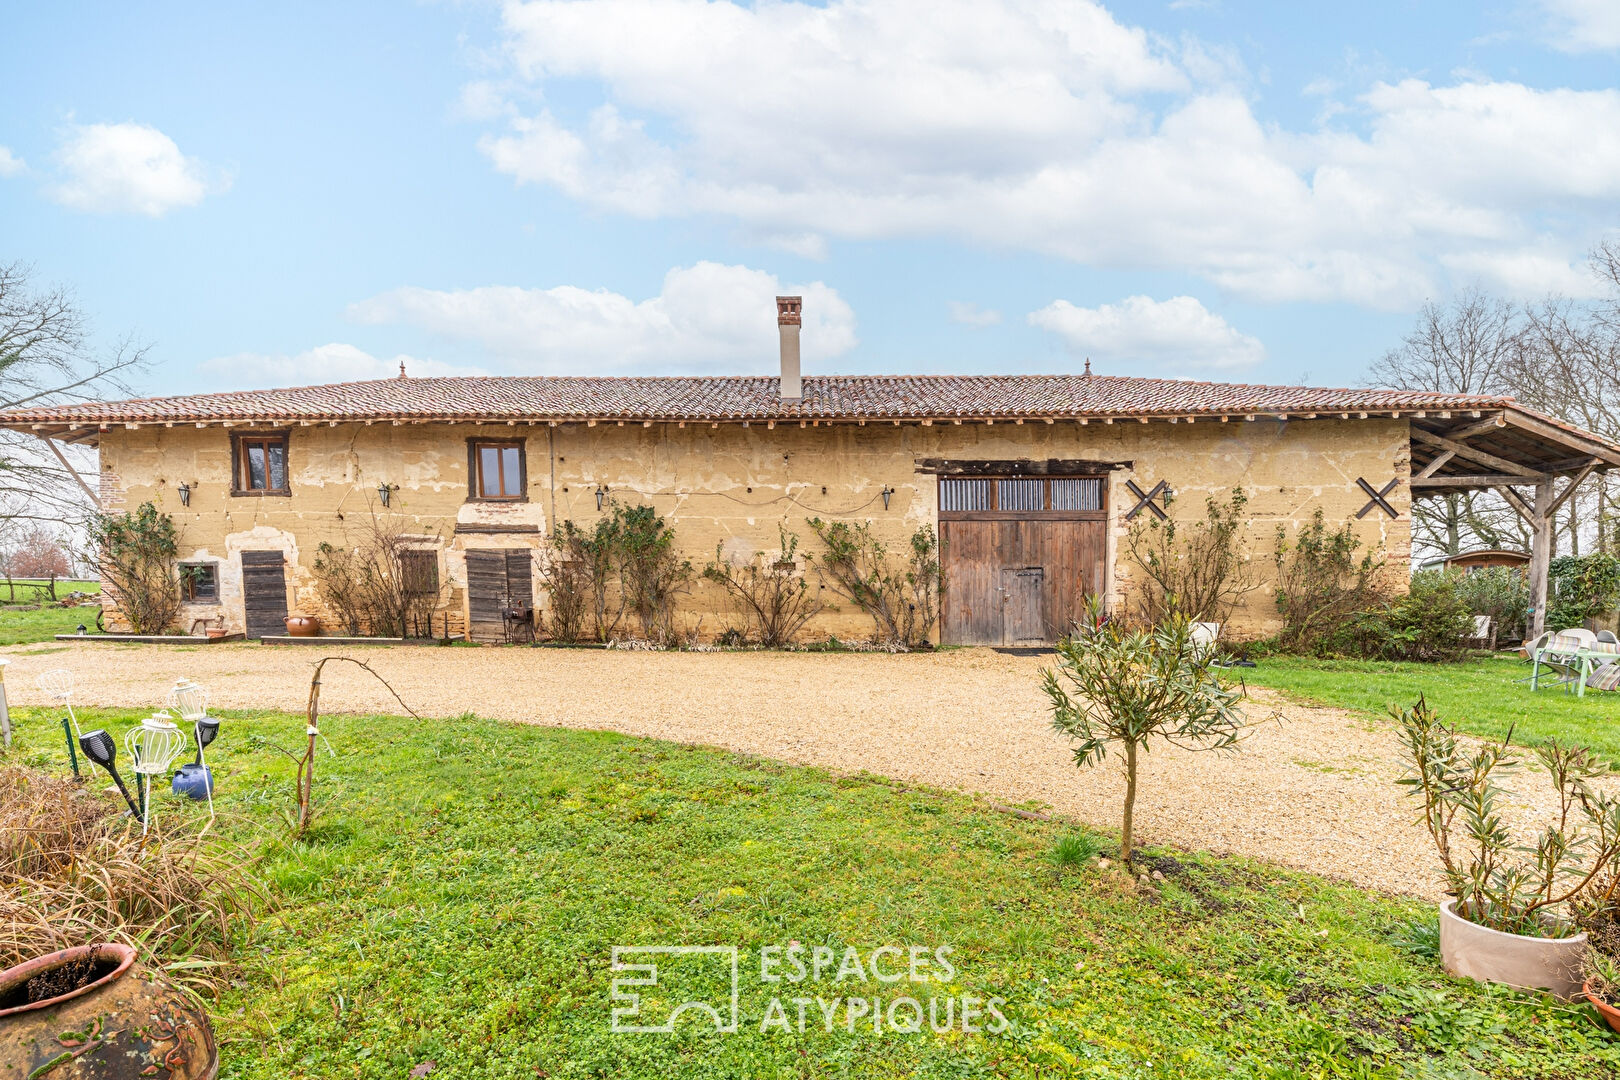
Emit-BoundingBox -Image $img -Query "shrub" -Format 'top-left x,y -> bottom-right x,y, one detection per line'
1548,553 -> 1620,632
88,501 -> 183,634
1452,566 -> 1529,643
806,518 -> 941,648
312,512 -> 442,637
1051,833 -> 1105,872
0,765 -> 254,974
613,503 -> 692,645
1124,487 -> 1256,626
1043,617 -> 1247,867
1271,510 -> 1383,655
703,526 -> 824,647
1337,570 -> 1473,661
540,521 -> 599,644
1395,696 -> 1620,937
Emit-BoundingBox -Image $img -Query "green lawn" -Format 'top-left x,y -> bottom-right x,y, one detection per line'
7,705 -> 1618,1080
0,599 -> 101,645
1240,655 -> 1620,761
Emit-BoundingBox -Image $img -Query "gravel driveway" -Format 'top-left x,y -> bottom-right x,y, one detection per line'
2,640 -> 1588,898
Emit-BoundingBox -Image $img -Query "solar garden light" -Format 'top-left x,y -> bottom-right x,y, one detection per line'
125,711 -> 188,836
77,728 -> 142,819
167,678 -> 219,817
36,668 -> 82,778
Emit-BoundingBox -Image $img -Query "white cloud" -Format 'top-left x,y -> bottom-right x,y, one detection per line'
348,261 -> 856,373
948,301 -> 1002,327
472,0 -> 1620,308
1539,0 -> 1620,52
48,122 -> 222,216
0,147 -> 24,178
1028,295 -> 1265,370
197,344 -> 486,389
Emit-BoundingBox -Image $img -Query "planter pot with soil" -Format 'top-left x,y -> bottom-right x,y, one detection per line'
283,614 -> 321,637
0,942 -> 218,1078
1588,982 -> 1620,1034
1438,899 -> 1588,1000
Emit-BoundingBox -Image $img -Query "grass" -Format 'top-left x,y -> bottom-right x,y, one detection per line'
6,704 -> 1620,1079
1240,654 -> 1620,761
0,601 -> 100,645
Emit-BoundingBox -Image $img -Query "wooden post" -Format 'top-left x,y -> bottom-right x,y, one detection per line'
1528,477 -> 1555,639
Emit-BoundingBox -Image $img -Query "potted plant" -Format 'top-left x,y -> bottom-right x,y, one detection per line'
1587,948 -> 1620,1033
1395,697 -> 1620,1000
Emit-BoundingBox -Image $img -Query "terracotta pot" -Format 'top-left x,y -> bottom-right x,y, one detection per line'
204,628 -> 228,641
1588,982 -> 1620,1034
0,943 -> 217,1078
283,614 -> 320,637
1438,899 -> 1588,1000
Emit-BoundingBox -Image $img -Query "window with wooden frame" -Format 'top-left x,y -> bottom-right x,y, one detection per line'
178,562 -> 219,602
938,475 -> 1104,518
468,439 -> 526,501
231,431 -> 290,495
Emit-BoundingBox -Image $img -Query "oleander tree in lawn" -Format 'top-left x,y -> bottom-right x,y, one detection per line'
1043,616 -> 1248,868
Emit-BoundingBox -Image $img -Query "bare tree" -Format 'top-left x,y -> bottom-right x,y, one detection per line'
0,262 -> 146,526
1371,289 -> 1527,561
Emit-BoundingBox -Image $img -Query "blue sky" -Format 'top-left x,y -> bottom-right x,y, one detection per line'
2,0 -> 1617,396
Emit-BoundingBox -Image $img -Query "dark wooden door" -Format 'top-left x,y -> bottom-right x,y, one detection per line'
240,550 -> 289,639
939,475 -> 1108,646
466,548 -> 533,642
1000,566 -> 1045,645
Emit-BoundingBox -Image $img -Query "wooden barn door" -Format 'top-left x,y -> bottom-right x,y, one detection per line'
465,548 -> 533,643
939,475 -> 1107,646
240,550 -> 289,639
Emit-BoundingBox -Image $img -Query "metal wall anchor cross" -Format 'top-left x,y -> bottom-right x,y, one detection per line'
1125,479 -> 1170,521
1355,477 -> 1400,519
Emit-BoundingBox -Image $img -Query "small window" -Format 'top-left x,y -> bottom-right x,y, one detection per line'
997,478 -> 1045,511
232,432 -> 290,494
469,439 -> 525,500
179,562 -> 219,602
1051,478 -> 1103,511
939,478 -> 992,511
400,549 -> 440,597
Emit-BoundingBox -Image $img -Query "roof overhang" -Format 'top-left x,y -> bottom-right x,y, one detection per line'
1406,408 -> 1620,498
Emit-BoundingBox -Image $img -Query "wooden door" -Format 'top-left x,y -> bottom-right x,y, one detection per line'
1000,566 -> 1045,645
938,475 -> 1108,646
240,550 -> 288,638
466,549 -> 534,642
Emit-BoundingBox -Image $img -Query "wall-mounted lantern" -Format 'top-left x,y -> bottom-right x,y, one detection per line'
595,485 -> 610,511
881,486 -> 895,510
378,483 -> 396,508
177,482 -> 192,507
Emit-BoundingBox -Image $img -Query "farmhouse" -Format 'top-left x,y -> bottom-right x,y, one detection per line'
5,299 -> 1618,645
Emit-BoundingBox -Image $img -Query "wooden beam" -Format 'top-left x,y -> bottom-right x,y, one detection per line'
1409,427 -> 1543,477
1496,485 -> 1536,524
1546,458 -> 1600,519
1501,409 -> 1620,468
1414,450 -> 1456,479
1410,474 -> 1536,488
1529,477 -> 1554,639
1444,413 -> 1507,441
36,434 -> 98,505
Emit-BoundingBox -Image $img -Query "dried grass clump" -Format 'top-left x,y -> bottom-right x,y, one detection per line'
0,766 -> 256,978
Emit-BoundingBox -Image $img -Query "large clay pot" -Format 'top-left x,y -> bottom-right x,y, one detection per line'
283,614 -> 320,637
1438,899 -> 1588,1000
0,943 -> 217,1079
1589,982 -> 1620,1034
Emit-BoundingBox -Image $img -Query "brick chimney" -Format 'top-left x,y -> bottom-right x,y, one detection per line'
777,296 -> 802,400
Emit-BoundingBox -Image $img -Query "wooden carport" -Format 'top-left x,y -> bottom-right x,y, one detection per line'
1407,407 -> 1620,638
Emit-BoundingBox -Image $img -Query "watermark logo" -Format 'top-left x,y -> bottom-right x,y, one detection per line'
609,943 -> 1007,1036
610,945 -> 741,1033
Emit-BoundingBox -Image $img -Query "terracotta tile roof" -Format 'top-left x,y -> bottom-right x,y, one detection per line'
0,373 -> 1519,426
